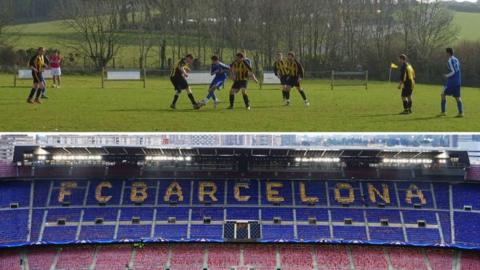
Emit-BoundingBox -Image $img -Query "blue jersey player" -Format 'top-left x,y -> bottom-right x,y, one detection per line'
198,55 -> 230,109
440,48 -> 464,118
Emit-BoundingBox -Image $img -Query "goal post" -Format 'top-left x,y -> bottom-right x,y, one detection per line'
331,70 -> 369,91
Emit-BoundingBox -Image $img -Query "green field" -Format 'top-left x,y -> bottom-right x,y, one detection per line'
453,11 -> 480,41
0,75 -> 478,132
3,20 -> 228,69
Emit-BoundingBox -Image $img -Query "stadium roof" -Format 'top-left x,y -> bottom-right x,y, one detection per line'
14,146 -> 470,167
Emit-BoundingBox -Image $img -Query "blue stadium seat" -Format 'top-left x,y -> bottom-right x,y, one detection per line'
0,178 -> 479,250
0,181 -> 30,208
0,209 -> 29,243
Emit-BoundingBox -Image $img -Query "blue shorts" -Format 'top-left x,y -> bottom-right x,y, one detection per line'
210,78 -> 226,89
444,85 -> 461,98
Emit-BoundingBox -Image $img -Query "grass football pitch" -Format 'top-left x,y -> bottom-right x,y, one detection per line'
0,75 -> 479,132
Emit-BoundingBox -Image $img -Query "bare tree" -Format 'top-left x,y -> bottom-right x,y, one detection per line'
60,0 -> 124,70
0,0 -> 14,42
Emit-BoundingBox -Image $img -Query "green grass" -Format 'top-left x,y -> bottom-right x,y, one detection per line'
0,75 -> 479,132
453,11 -> 480,41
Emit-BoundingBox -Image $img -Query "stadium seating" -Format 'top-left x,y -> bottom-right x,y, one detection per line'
425,248 -> 454,270
169,244 -> 205,269
2,178 -> 480,251
460,251 -> 480,270
26,247 -> 57,270
280,245 -> 314,270
466,166 -> 480,181
351,246 -> 388,270
55,246 -> 95,270
95,245 -> 133,270
0,250 -> 20,270
315,245 -> 351,270
388,247 -> 429,270
243,244 -> 277,269
0,161 -> 15,178
132,245 -> 169,270
0,243 -> 480,270
207,244 -> 241,269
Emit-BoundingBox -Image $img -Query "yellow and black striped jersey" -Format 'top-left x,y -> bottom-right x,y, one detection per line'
170,58 -> 189,79
287,59 -> 305,78
273,60 -> 289,77
29,55 -> 46,72
400,63 -> 416,88
231,60 -> 253,81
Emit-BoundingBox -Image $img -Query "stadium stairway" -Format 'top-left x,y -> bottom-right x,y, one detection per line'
1,244 -> 480,270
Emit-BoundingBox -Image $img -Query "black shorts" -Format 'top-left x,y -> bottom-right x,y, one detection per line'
32,71 -> 43,84
280,76 -> 289,85
232,80 -> 248,90
401,86 -> 413,97
287,76 -> 301,88
170,76 -> 189,92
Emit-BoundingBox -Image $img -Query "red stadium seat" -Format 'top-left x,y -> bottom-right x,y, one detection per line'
95,245 -> 133,270
460,251 -> 480,270
170,244 -> 205,269
388,247 -> 428,270
0,250 -> 21,270
426,248 -> 454,270
3,244 -> 480,270
243,244 -> 277,269
315,245 -> 350,270
351,246 -> 388,270
55,246 -> 96,270
280,245 -> 314,270
207,244 -> 241,268
133,245 -> 169,270
27,247 -> 57,270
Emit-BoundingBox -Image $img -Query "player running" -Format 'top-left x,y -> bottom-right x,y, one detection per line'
198,55 -> 230,109
27,47 -> 48,104
228,52 -> 258,110
439,48 -> 463,118
397,54 -> 416,115
169,54 -> 200,110
273,52 -> 290,104
285,52 -> 310,106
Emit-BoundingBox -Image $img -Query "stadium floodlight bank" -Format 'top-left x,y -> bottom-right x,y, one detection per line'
13,68 -> 54,87
13,146 -> 470,179
101,68 -> 146,88
331,70 -> 369,90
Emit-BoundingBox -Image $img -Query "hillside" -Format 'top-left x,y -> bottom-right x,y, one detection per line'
453,11 -> 480,41
2,10 -> 480,70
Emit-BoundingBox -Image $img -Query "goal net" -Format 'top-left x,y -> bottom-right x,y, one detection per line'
330,70 -> 368,90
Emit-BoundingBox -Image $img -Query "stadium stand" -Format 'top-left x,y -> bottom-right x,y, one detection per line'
466,166 -> 480,181
315,245 -> 351,270
132,245 -> 169,270
26,246 -> 58,270
351,246 -> 389,270
1,146 -> 479,269
2,243 -> 480,270
55,246 -> 95,270
2,177 -> 480,249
